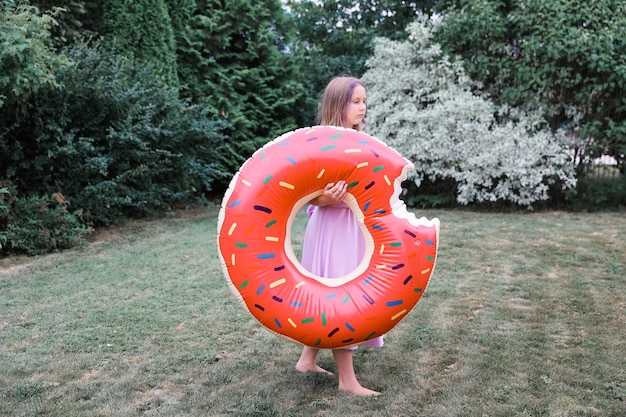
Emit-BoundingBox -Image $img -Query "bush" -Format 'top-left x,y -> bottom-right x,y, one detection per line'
0,186 -> 90,256
572,174 -> 626,211
362,17 -> 578,208
3,42 -> 227,227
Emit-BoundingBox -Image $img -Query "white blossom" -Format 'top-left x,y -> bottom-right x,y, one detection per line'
362,16 -> 577,207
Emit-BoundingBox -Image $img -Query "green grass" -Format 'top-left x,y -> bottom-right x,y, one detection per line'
1,208 -> 625,417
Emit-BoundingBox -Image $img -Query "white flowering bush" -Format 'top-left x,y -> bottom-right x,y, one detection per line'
362,17 -> 577,207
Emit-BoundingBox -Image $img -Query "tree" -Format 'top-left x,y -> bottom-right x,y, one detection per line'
285,0 -> 439,126
362,17 -> 577,207
28,0 -> 93,46
99,0 -> 179,86
435,0 -> 626,173
0,1 -> 69,130
177,0 -> 303,181
162,0 -> 197,96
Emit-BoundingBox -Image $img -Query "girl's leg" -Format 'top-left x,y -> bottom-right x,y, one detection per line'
296,346 -> 333,374
332,349 -> 380,396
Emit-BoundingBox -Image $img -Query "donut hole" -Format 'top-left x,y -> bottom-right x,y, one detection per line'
286,192 -> 373,287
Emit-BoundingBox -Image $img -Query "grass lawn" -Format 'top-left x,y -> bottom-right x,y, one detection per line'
0,207 -> 624,417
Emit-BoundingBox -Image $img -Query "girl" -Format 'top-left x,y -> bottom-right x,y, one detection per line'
295,76 -> 383,396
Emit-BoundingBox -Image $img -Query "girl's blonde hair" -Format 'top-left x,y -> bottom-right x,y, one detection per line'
317,76 -> 366,131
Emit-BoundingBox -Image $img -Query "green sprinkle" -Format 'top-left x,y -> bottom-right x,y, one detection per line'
373,165 -> 384,172
235,242 -> 248,248
263,175 -> 272,184
315,338 -> 322,346
266,220 -> 277,228
347,181 -> 359,188
321,312 -> 327,326
329,133 -> 343,140
320,145 -> 336,152
302,317 -> 314,324
426,256 -> 435,261
364,331 -> 376,340
390,242 -> 402,247
415,288 -> 423,292
342,295 -> 350,304
239,280 -> 249,288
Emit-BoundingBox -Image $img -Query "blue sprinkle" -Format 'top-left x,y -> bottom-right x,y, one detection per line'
345,323 -> 355,332
228,200 -> 242,208
425,239 -> 434,246
386,300 -> 403,307
374,209 -> 386,214
372,225 -> 383,231
258,254 -> 275,259
287,156 -> 297,164
274,318 -> 282,328
256,284 -> 265,295
364,201 -> 371,211
364,276 -> 373,284
291,302 -> 302,307
326,294 -> 337,299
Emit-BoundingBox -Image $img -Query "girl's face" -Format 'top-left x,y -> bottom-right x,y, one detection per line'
344,85 -> 367,128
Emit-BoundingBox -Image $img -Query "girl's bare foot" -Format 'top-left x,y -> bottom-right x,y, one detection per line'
295,361 -> 334,375
339,382 -> 380,396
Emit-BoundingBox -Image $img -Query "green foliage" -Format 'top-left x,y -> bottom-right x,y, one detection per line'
363,17 -> 577,207
0,187 -> 90,256
572,174 -> 626,212
2,42 -> 226,227
28,0 -> 93,46
436,0 -> 626,172
162,0 -> 196,93
176,0 -> 303,182
0,186 -> 10,250
100,0 -> 179,86
0,1 -> 69,126
286,0 -> 438,126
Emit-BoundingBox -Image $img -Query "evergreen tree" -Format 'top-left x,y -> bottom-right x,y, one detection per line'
179,0 -> 303,180
162,0 -> 197,96
100,0 -> 179,86
285,0 -> 438,126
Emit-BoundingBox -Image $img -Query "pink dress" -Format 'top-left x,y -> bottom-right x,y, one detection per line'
301,202 -> 384,350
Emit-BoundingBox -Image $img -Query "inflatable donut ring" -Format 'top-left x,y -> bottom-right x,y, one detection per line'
217,126 -> 439,349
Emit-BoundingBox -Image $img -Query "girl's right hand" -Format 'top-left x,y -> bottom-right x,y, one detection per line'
312,180 -> 348,206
